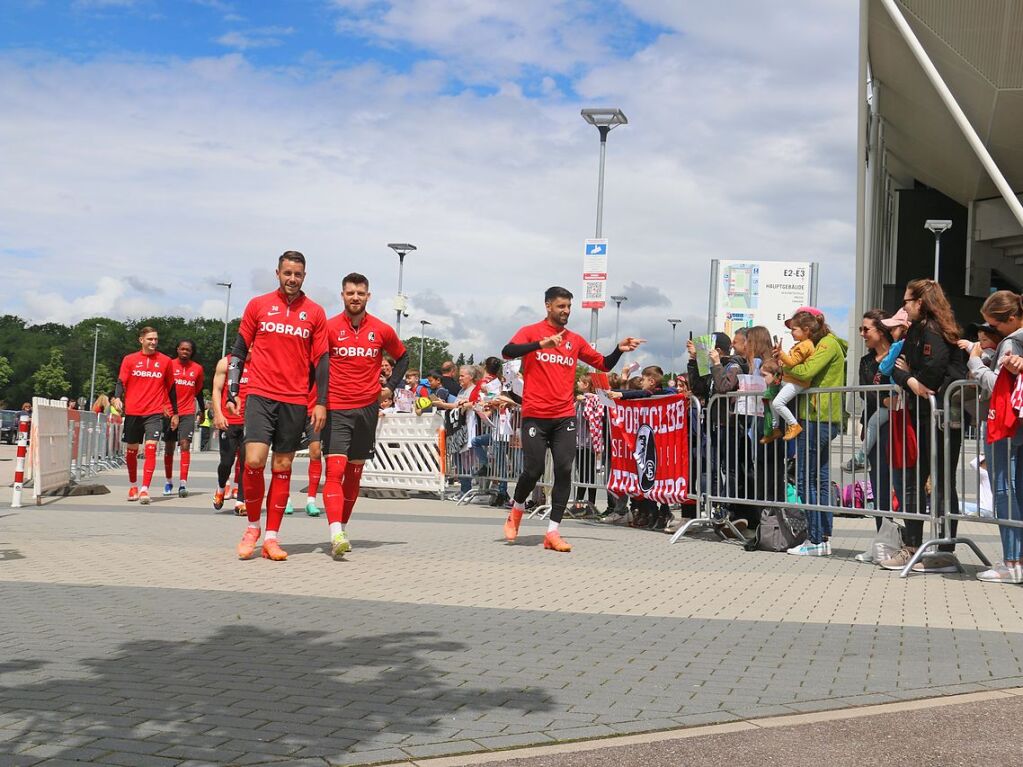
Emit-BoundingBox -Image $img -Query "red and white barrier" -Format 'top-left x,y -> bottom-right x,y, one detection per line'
11,415 -> 29,508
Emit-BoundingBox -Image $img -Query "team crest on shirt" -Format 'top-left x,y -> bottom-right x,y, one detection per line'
154,362 -> 160,368
566,341 -> 572,350
189,370 -> 195,377
368,331 -> 376,341
299,311 -> 307,321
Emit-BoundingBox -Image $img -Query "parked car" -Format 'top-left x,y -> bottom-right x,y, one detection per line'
0,410 -> 21,445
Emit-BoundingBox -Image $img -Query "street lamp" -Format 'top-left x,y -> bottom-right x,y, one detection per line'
88,325 -> 100,406
418,319 -> 432,375
924,219 -> 952,281
667,319 -> 682,377
610,295 -> 628,342
216,281 -> 232,358
581,107 -> 628,344
388,243 -> 417,337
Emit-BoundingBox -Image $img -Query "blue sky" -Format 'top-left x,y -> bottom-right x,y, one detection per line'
0,1 -> 860,362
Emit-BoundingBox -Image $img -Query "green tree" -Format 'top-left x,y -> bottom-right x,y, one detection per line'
92,362 -> 116,399
455,352 -> 466,366
467,353 -> 475,365
0,355 -> 11,391
401,337 -> 451,373
32,348 -> 71,399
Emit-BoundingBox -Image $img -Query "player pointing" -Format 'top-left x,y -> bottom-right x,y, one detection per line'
502,286 -> 643,552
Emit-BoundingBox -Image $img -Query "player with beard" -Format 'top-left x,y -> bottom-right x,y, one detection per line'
227,251 -> 329,561
322,272 -> 408,558
501,286 -> 642,552
162,339 -> 205,498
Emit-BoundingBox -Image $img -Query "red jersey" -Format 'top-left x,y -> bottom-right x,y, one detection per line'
118,351 -> 174,417
237,289 -> 328,406
169,358 -> 204,416
221,357 -> 248,426
327,312 -> 406,409
508,320 -> 606,419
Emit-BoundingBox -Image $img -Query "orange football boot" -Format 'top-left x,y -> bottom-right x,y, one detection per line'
237,527 -> 260,559
261,538 -> 288,561
138,490 -> 151,505
503,508 -> 524,542
127,486 -> 139,502
213,490 -> 225,510
543,530 -> 572,552
234,502 -> 247,517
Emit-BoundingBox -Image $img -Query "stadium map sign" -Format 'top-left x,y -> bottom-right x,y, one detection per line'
708,260 -> 818,344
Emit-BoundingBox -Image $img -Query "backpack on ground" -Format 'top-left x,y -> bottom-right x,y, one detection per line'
745,484 -> 807,552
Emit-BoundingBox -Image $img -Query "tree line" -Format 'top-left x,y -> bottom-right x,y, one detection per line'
0,314 -> 456,410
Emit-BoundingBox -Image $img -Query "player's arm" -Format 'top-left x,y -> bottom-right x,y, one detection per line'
112,357 -> 128,411
581,337 -> 644,372
164,364 -> 179,427
228,298 -> 259,404
195,370 -> 206,416
386,353 -> 410,395
211,358 -> 229,430
382,329 -> 409,396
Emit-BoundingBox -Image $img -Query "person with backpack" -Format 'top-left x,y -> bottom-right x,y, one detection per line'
879,279 -> 967,572
774,308 -> 848,556
964,291 -> 1023,583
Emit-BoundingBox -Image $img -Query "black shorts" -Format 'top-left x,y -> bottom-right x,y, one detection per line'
323,403 -> 379,460
123,414 -> 164,445
303,414 -> 322,445
163,414 -> 196,444
243,394 -> 307,454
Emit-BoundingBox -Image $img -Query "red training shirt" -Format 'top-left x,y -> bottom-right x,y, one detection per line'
507,320 -> 607,419
118,351 -> 174,417
169,358 -> 204,416
327,311 -> 406,409
237,289 -> 328,406
220,356 -> 248,426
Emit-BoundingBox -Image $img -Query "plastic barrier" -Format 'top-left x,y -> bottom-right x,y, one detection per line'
362,412 -> 446,497
31,397 -> 71,503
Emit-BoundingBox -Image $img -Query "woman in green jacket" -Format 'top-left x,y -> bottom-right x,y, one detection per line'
775,309 -> 848,556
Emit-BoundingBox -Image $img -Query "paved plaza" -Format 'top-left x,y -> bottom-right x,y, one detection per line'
1,448 -> 1022,765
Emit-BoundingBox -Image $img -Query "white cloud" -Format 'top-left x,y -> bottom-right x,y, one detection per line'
1,2 -> 861,369
216,26 -> 295,50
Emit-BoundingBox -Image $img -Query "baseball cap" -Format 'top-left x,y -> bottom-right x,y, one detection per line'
880,308 -> 911,329
783,306 -> 824,328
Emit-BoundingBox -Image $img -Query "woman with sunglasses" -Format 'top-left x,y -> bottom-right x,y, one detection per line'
880,279 -> 967,572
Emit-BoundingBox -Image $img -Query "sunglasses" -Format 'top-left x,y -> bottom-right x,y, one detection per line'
858,326 -> 872,333
902,297 -> 917,305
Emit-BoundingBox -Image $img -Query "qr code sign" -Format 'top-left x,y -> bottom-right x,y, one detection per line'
585,281 -> 603,299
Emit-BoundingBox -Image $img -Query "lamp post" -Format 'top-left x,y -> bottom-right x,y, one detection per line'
388,243 -> 417,337
924,219 -> 952,281
581,108 -> 628,345
610,295 -> 628,342
418,319 -> 431,375
216,281 -> 232,358
88,325 -> 100,406
667,319 -> 682,377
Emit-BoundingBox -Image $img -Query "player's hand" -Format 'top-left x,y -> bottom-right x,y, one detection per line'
539,330 -> 565,349
170,415 -> 180,430
213,412 -> 228,430
618,336 -> 645,352
225,399 -> 239,417
311,404 -> 327,433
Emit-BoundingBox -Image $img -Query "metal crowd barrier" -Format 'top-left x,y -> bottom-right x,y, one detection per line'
68,411 -> 124,484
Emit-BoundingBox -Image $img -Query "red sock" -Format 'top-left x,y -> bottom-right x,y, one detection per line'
308,457 -> 322,500
163,451 -> 173,480
142,443 -> 157,488
244,465 -> 265,524
126,448 -> 138,484
323,455 -> 348,525
180,451 -> 190,482
341,463 -> 363,524
266,470 -> 292,533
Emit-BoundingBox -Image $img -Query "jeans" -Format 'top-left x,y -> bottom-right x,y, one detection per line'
987,438 -> 1023,562
796,419 -> 840,544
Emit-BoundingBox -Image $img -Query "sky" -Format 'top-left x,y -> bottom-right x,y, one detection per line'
0,0 -> 860,365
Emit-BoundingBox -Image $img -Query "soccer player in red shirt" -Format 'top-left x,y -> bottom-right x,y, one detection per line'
211,353 -> 248,515
226,251 -> 329,561
161,339 -> 205,498
322,272 -> 408,558
111,326 -> 178,505
502,286 -> 642,552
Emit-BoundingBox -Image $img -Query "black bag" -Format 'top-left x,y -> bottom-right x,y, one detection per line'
744,507 -> 807,552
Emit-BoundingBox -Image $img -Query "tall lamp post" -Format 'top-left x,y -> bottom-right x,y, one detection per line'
216,281 -> 232,358
388,243 -> 416,338
924,219 -> 952,281
667,319 -> 682,377
610,295 -> 628,342
581,108 -> 628,344
88,324 -> 101,406
418,319 -> 431,375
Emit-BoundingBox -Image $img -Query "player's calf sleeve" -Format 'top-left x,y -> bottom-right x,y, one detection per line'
126,448 -> 139,484
180,451 -> 190,482
308,457 -> 322,500
244,466 -> 265,524
323,455 -> 348,525
341,463 -> 364,524
164,451 -> 173,480
142,443 -> 158,488
265,470 -> 292,533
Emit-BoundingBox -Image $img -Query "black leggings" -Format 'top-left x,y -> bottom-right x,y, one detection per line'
217,425 -> 246,502
514,417 -> 575,523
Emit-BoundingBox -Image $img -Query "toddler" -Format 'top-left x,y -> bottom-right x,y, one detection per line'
768,314 -> 818,441
758,359 -> 783,444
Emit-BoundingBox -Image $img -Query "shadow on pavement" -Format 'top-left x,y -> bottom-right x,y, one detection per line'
0,548 -> 24,561
0,625 -> 555,762
284,540 -> 406,556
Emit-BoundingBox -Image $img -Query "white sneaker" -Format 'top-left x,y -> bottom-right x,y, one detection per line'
822,540 -> 832,556
978,563 -> 1023,584
854,549 -> 873,563
787,541 -> 826,556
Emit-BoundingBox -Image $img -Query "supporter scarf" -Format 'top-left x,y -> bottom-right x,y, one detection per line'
888,403 -> 918,469
988,368 -> 1019,443
606,393 -> 689,504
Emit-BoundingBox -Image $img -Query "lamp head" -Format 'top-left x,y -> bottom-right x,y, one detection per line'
610,295 -> 628,303
667,318 -> 682,325
388,243 -> 417,256
581,108 -> 628,128
924,219 -> 952,234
